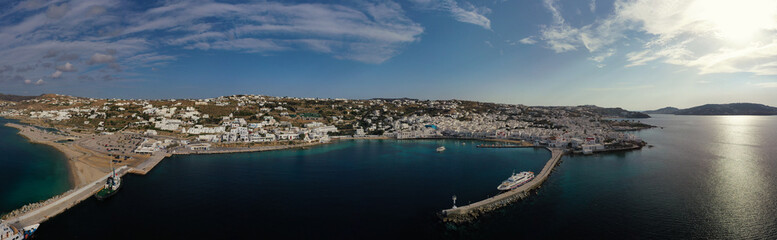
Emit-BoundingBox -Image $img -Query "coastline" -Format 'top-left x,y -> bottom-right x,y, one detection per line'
3,123 -> 105,187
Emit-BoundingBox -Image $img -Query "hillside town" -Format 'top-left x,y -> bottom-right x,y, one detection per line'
0,94 -> 650,155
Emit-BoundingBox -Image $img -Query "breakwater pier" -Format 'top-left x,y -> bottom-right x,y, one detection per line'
4,166 -> 129,229
440,148 -> 564,223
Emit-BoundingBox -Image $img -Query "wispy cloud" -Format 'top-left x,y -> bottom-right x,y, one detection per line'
588,48 -> 615,63
586,84 -> 653,91
589,0 -> 596,12
409,0 -> 492,30
518,36 -> 537,45
0,0 -> 425,86
752,82 -> 777,88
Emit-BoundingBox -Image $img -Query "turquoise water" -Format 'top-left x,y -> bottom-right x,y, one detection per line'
0,118 -> 72,215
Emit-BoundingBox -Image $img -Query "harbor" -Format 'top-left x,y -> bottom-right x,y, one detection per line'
440,148 -> 564,223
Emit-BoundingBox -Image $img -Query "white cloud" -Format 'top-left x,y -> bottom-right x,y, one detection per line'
533,0 -> 777,76
51,70 -> 62,78
410,0 -> 491,29
56,62 -> 76,72
88,53 -> 116,65
24,79 -> 32,84
35,79 -> 44,85
588,48 -> 615,62
519,36 -> 537,45
589,0 -> 596,12
539,0 -> 582,53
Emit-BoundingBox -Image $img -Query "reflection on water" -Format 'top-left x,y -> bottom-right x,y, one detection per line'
710,116 -> 770,238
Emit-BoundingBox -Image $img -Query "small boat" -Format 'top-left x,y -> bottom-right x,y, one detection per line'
436,146 -> 446,152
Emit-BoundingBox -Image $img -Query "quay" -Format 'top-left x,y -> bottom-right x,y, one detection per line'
440,148 -> 564,223
6,166 -> 129,229
129,152 -> 170,175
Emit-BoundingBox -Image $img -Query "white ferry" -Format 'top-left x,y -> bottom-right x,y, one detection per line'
497,171 -> 534,191
436,146 -> 446,152
1,221 -> 39,240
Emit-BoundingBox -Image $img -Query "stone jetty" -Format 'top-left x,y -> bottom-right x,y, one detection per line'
440,148 -> 564,223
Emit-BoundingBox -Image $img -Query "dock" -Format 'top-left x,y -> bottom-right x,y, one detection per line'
440,148 -> 564,223
6,166 -> 129,229
128,152 -> 170,175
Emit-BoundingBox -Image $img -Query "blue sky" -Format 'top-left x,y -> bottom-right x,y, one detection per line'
1,0 -> 776,110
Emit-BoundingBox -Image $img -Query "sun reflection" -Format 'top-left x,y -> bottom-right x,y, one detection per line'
709,116 -> 768,237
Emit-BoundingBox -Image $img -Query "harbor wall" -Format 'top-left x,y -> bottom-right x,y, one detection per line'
440,148 -> 564,223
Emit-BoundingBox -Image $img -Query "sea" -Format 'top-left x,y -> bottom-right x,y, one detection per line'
0,117 -> 71,215
3,115 -> 777,239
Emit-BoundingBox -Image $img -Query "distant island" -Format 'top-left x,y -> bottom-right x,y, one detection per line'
643,107 -> 680,114
645,103 -> 777,115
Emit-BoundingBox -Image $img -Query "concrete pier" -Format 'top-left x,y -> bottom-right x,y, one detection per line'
7,166 -> 129,229
129,152 -> 170,175
440,148 -> 564,223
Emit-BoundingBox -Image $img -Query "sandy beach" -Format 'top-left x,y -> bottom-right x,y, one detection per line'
4,123 -> 106,187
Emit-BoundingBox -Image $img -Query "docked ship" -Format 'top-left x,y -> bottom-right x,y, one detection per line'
436,146 -> 446,152
1,221 -> 39,240
497,171 -> 534,191
95,166 -> 122,200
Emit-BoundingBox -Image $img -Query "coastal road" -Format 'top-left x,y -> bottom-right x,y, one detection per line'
8,166 -> 128,229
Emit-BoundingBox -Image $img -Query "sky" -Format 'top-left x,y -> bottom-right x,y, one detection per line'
0,0 -> 776,110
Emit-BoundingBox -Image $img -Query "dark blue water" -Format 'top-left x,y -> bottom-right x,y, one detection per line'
0,118 -> 71,215
11,115 -> 777,239
447,115 -> 777,239
33,139 -> 550,239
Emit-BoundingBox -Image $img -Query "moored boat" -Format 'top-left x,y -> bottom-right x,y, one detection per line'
497,171 -> 534,191
1,221 -> 39,240
95,164 -> 121,200
436,146 -> 446,152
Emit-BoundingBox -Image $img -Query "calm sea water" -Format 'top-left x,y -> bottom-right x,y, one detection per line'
0,118 -> 71,215
7,115 -> 777,239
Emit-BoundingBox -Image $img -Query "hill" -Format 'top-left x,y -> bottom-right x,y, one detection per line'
674,103 -> 777,115
643,107 -> 680,114
0,93 -> 40,102
589,106 -> 650,118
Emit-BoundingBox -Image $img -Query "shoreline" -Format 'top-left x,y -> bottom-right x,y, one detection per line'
3,123 -> 104,188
